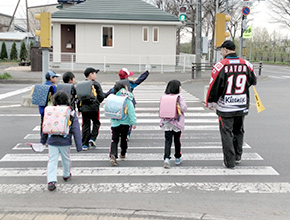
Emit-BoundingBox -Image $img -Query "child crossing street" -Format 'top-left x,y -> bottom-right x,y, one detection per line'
159,80 -> 187,168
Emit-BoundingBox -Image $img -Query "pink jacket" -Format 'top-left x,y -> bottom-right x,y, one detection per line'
160,95 -> 187,131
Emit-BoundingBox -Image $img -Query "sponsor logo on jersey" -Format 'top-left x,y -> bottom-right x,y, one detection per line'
224,94 -> 247,105
229,59 -> 240,64
214,62 -> 224,72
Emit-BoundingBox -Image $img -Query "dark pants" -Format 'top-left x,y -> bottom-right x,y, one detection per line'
164,130 -> 182,160
218,115 -> 245,168
82,111 -> 101,146
40,114 -> 48,145
110,125 -> 129,158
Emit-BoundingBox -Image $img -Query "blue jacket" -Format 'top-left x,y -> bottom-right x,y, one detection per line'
104,70 -> 149,98
38,81 -> 57,115
46,111 -> 82,152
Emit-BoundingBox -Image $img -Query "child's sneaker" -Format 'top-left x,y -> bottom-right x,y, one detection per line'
82,145 -> 89,151
175,156 -> 183,165
164,158 -> 170,169
120,154 -> 126,160
63,173 -> 72,182
47,182 -> 56,191
110,155 -> 118,166
88,139 -> 97,148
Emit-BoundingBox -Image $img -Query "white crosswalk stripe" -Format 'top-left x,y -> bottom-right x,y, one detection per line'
0,84 -> 283,194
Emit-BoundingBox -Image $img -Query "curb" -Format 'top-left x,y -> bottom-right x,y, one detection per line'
0,207 -> 229,220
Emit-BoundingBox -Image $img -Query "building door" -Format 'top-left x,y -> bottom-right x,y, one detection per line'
61,24 -> 75,61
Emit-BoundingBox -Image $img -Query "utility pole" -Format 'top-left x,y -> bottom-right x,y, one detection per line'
8,0 -> 21,31
25,0 -> 29,32
195,0 -> 202,78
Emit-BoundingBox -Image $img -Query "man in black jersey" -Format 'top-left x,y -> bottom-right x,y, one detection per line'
206,40 -> 257,169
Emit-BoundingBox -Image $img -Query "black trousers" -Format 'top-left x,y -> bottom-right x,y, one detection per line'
110,125 -> 129,158
40,114 -> 48,145
82,111 -> 101,146
164,130 -> 182,160
218,115 -> 245,168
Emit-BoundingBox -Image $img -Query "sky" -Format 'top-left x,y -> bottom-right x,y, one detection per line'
0,0 -> 289,38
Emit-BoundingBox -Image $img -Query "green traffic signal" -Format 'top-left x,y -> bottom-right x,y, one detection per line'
179,14 -> 186,21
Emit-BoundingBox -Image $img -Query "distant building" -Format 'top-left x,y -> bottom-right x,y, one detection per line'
0,32 -> 34,59
0,13 -> 14,32
51,0 -> 180,72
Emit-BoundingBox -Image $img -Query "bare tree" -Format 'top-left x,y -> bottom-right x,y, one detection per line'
267,0 -> 290,28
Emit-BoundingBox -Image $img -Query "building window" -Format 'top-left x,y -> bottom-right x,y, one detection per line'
102,26 -> 113,47
152,27 -> 159,43
142,26 -> 149,42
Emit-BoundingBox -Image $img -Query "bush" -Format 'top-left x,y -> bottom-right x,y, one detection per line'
0,42 -> 8,60
10,42 -> 18,60
0,72 -> 12,79
20,41 -> 27,61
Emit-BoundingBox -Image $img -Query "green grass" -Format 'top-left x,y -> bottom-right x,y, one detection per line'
0,72 -> 12,79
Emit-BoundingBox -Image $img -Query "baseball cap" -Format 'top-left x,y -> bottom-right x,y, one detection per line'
84,67 -> 99,77
217,40 -> 236,50
118,68 -> 134,79
45,70 -> 61,79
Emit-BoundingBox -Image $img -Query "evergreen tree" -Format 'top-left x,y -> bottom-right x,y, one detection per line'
20,41 -> 27,61
0,42 -> 8,60
10,42 -> 18,60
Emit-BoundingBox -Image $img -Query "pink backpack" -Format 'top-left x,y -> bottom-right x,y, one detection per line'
42,106 -> 71,136
159,94 -> 180,119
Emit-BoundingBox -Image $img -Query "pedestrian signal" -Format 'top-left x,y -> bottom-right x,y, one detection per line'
179,6 -> 187,22
35,12 -> 51,48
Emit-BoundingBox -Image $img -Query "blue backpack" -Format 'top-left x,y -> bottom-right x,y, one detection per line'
31,84 -> 53,106
105,94 -> 128,120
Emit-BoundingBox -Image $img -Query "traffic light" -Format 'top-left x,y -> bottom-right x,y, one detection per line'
179,5 -> 187,22
215,13 -> 231,48
35,12 -> 51,48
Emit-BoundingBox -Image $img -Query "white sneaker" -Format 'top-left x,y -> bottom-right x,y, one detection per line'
175,156 -> 183,165
164,158 -> 170,169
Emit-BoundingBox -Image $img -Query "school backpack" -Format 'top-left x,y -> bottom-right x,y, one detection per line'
42,105 -> 72,136
104,94 -> 128,120
75,80 -> 97,102
159,94 -> 181,119
31,84 -> 53,106
56,83 -> 74,97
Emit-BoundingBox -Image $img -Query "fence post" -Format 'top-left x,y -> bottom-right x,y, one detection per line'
192,64 -> 195,79
259,62 -> 262,76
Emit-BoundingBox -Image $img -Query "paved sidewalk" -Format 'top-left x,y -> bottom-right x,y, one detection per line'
0,65 -> 211,85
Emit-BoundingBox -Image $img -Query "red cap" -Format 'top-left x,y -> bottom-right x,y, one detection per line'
118,68 -> 134,79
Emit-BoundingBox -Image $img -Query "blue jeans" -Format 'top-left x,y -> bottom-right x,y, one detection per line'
47,145 -> 71,183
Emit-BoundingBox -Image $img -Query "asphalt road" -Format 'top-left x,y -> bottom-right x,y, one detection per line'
0,64 -> 289,220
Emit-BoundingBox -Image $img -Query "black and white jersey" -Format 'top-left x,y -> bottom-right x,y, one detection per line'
206,53 -> 257,117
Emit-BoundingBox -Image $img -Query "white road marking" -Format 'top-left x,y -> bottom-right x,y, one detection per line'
0,166 -> 279,177
1,153 -> 262,162
13,142 -> 251,150
0,104 -> 21,108
0,86 -> 32,100
32,125 -> 219,131
1,182 -> 289,194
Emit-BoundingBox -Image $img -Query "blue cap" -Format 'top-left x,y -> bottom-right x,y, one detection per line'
45,70 -> 61,79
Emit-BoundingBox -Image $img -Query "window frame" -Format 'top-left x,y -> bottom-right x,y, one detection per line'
152,26 -> 159,43
142,26 -> 149,42
101,25 -> 114,48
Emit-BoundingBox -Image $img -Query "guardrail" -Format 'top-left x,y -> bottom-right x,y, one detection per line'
191,62 -> 263,79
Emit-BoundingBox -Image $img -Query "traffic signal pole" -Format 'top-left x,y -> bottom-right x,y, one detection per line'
35,12 -> 51,83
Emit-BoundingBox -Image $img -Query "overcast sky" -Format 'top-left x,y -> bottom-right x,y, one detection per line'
1,0 -> 289,38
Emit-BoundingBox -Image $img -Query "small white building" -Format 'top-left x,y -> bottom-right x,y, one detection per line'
51,0 -> 181,72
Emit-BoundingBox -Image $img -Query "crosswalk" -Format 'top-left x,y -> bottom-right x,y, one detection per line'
1,84 -> 288,194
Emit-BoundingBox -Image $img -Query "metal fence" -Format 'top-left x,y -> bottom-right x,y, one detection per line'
49,52 -> 207,73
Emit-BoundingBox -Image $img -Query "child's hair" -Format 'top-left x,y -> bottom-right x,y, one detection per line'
113,83 -> 127,94
52,91 -> 70,106
165,80 -> 181,94
63,71 -> 75,83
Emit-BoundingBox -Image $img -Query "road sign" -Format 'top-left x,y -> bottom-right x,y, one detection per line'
242,6 -> 250,16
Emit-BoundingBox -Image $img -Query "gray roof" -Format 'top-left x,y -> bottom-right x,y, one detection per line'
0,32 -> 34,41
52,0 -> 178,22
